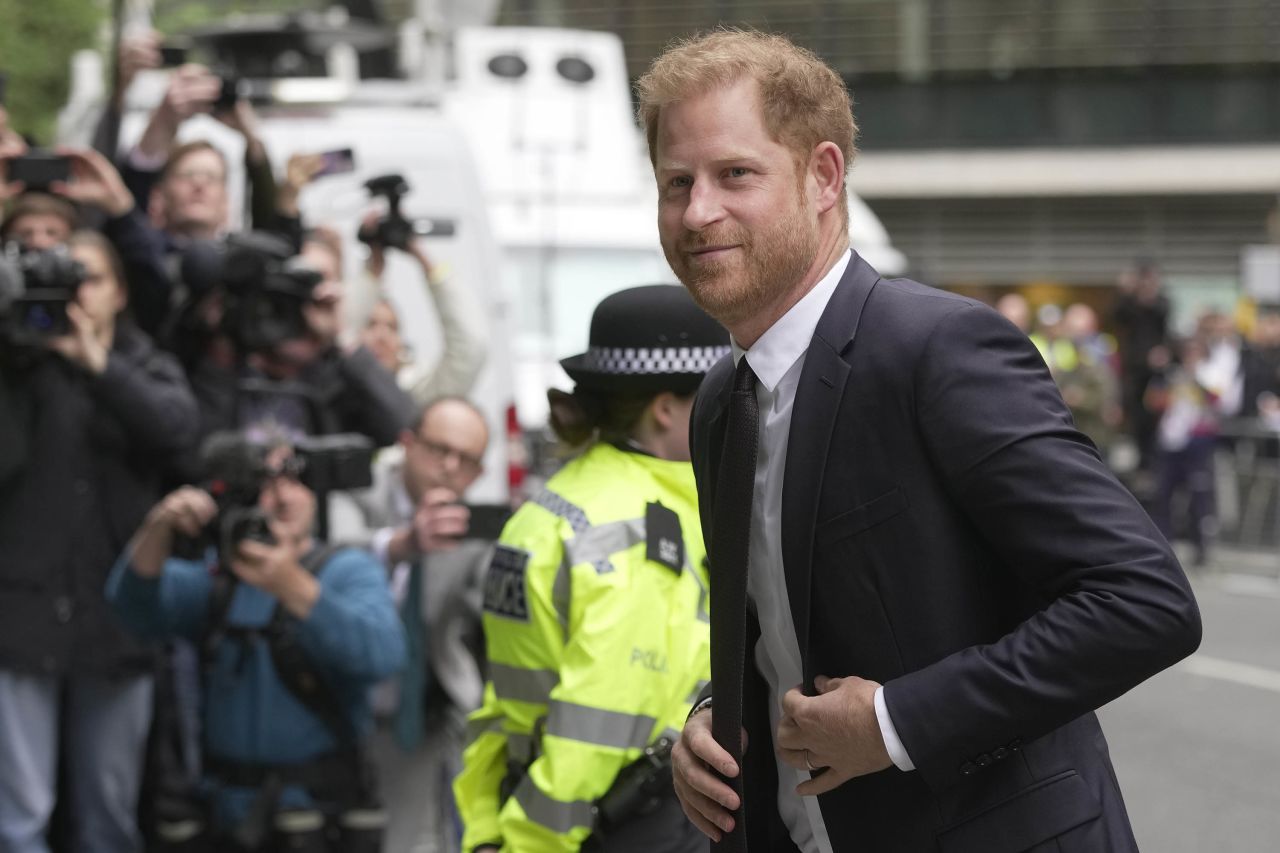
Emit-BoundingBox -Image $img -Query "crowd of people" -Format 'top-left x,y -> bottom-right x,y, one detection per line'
0,33 -> 501,853
993,262 -> 1280,567
0,23 -> 1209,853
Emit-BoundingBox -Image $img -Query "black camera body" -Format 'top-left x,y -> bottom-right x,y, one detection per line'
179,431 -> 375,563
357,174 -> 455,252
0,242 -> 85,345
182,231 -> 323,353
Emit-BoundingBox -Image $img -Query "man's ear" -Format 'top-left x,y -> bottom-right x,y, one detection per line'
398,428 -> 415,452
807,141 -> 845,216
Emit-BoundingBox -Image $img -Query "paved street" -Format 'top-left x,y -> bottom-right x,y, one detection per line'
1099,565 -> 1280,852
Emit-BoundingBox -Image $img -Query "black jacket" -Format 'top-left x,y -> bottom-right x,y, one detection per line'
187,345 -> 413,450
691,253 -> 1202,853
0,324 -> 199,676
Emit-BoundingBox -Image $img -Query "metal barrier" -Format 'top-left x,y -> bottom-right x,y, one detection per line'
1213,420 -> 1280,551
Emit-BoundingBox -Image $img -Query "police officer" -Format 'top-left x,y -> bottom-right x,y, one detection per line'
455,285 -> 729,853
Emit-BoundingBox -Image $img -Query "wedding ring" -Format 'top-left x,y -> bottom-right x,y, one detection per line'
804,750 -> 817,772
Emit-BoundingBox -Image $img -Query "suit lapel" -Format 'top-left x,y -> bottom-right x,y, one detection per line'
781,253 -> 880,688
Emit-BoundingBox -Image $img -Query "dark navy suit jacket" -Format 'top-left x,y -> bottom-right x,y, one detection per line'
690,253 -> 1202,853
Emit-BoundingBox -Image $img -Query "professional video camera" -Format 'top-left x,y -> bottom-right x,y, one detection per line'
0,242 -> 85,346
221,231 -> 325,352
178,431 -> 376,561
180,231 -> 323,353
357,173 -> 456,251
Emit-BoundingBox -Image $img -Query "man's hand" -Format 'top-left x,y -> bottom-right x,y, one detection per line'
229,538 -> 320,619
160,65 -> 222,122
776,675 -> 892,796
276,152 -> 324,218
214,98 -> 267,163
46,303 -> 110,375
117,30 -> 161,99
412,488 -> 469,552
130,487 -> 218,577
671,704 -> 745,842
136,64 -> 221,161
50,147 -> 135,218
144,487 -> 218,540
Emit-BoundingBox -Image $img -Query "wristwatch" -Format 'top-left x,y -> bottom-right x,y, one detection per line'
688,696 -> 713,720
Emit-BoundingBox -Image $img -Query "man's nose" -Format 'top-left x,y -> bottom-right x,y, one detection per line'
682,181 -> 726,232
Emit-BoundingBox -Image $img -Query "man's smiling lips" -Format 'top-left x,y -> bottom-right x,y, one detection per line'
687,244 -> 741,260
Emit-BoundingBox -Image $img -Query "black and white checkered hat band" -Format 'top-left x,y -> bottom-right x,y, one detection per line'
583,345 -> 731,375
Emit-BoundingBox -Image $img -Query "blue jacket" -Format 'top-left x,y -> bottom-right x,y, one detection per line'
107,545 -> 406,825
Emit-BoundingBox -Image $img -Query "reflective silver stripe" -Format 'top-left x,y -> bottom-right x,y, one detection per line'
564,517 -> 645,574
505,732 -> 536,765
465,716 -> 503,746
533,489 -> 614,574
686,680 -> 710,705
545,700 -> 657,751
552,552 -> 571,640
512,777 -> 596,836
532,489 -> 591,534
490,663 -> 558,705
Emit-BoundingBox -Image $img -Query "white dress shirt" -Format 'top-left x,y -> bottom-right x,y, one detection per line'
732,249 -> 913,853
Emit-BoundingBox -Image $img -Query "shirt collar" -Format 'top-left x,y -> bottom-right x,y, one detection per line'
731,249 -> 851,392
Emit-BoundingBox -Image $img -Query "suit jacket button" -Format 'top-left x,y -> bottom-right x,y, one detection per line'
1008,738 -> 1022,752
976,753 -> 993,768
992,747 -> 1009,761
959,762 -> 977,776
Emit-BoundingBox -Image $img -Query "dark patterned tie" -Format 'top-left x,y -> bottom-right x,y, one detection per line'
709,357 -> 759,853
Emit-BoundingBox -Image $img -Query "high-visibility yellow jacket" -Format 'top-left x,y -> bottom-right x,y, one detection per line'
455,442 -> 711,853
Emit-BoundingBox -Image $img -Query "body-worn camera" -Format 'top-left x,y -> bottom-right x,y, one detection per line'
0,242 -> 85,345
177,431 -> 375,562
357,174 -> 456,252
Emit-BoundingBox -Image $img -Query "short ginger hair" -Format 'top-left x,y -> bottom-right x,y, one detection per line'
636,29 -> 858,219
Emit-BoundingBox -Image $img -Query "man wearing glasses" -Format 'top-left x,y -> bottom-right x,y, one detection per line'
330,395 -> 493,853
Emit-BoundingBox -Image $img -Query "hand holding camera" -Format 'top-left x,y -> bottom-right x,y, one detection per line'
161,64 -> 225,123
412,488 -> 470,552
130,486 -> 220,578
48,147 -> 135,218
45,301 -> 109,375
227,535 -> 317,615
116,30 -> 162,98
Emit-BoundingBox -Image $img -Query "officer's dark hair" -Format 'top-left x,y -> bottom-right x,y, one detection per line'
547,387 -> 694,450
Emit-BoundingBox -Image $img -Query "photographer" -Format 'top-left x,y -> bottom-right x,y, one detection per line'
0,143 -> 192,336
355,239 -> 487,406
106,436 -> 406,851
0,230 -> 199,852
329,397 -> 494,853
124,64 -> 277,240
178,231 -> 415,453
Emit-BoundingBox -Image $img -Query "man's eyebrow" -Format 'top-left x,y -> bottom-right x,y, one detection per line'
657,155 -> 765,173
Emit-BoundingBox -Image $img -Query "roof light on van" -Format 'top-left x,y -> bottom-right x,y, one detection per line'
556,56 -> 595,84
488,54 -> 528,79
269,78 -> 352,104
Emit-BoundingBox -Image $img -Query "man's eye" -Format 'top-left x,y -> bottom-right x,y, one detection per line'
670,176 -> 692,189
727,167 -> 750,178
